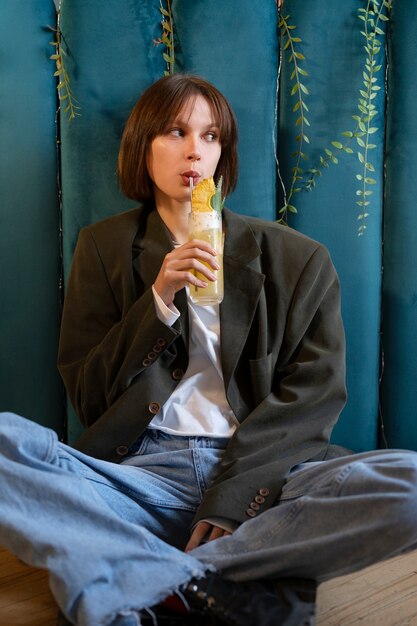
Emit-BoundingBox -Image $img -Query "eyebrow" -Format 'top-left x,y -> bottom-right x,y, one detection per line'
170,117 -> 219,130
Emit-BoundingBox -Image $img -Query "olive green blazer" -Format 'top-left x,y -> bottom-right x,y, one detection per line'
58,206 -> 347,526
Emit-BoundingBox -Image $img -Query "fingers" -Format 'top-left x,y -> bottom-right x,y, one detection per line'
184,523 -> 232,552
154,241 -> 221,306
174,240 -> 221,272
185,522 -> 211,552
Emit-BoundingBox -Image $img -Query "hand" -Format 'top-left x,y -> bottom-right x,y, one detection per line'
153,239 -> 220,306
185,522 -> 232,552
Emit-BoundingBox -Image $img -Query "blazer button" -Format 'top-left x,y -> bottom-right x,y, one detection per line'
156,338 -> 166,347
246,508 -> 257,518
172,368 -> 184,381
147,351 -> 156,360
250,502 -> 260,511
258,488 -> 270,497
153,344 -> 162,353
142,358 -> 151,367
255,495 -> 265,505
148,402 -> 161,415
116,445 -> 129,456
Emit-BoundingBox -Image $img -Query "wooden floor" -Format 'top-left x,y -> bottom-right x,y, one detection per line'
1,544 -> 417,625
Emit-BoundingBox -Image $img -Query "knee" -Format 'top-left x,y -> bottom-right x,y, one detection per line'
0,412 -> 55,463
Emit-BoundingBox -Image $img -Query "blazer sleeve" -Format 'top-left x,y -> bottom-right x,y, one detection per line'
57,227 -> 180,427
194,244 -> 347,526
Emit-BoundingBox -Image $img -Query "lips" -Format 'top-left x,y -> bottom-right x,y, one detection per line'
181,170 -> 201,187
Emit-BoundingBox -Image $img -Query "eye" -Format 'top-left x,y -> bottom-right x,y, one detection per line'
205,131 -> 219,142
168,128 -> 184,138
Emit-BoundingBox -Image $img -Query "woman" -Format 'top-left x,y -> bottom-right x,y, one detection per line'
2,74 -> 417,626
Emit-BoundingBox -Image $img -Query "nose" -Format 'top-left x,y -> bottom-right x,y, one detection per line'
185,135 -> 201,162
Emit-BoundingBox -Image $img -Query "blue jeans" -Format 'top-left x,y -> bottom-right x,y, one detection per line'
1,412 -> 417,626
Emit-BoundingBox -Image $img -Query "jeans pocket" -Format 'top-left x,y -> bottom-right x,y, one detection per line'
127,432 -> 150,456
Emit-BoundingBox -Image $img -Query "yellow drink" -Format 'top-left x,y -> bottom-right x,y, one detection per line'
189,210 -> 224,306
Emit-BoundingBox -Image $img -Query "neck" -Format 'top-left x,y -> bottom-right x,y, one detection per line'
156,201 -> 191,245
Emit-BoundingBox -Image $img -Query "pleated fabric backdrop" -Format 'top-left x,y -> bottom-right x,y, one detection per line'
0,0 -> 416,452
0,1 -> 64,434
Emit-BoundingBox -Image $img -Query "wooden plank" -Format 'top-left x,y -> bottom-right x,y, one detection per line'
0,546 -> 58,626
317,550 -> 417,625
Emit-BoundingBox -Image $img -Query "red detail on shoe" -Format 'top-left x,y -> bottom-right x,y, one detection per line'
160,594 -> 189,614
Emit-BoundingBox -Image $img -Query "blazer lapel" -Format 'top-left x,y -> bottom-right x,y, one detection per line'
220,209 -> 265,394
133,208 -> 189,345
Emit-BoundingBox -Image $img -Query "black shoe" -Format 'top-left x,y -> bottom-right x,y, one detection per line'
141,572 -> 317,626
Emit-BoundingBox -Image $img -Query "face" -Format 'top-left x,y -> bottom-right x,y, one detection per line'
147,95 -> 222,210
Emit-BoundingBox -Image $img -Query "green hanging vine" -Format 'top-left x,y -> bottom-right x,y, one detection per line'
277,12 -> 310,225
154,1 -> 175,75
49,5 -> 80,122
277,0 -> 392,235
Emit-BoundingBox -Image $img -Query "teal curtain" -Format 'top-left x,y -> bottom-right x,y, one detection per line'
0,1 -> 64,433
1,0 -> 415,454
381,1 -> 417,449
276,0 -> 386,451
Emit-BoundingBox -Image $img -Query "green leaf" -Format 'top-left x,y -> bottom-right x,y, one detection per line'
291,83 -> 298,96
161,20 -> 172,32
325,149 -> 333,157
356,174 -> 364,181
303,134 -> 310,144
344,147 -> 354,154
293,101 -> 301,112
368,127 -> 378,134
284,39 -> 291,50
299,83 -> 309,95
210,176 -> 224,212
357,137 -> 366,148
331,141 -> 343,149
298,68 -> 308,76
288,205 -> 298,213
163,52 -> 173,64
159,7 -> 169,16
366,162 -> 375,172
358,152 -> 365,164
295,116 -> 302,126
342,131 -> 354,138
294,52 -> 305,60
365,177 -> 377,184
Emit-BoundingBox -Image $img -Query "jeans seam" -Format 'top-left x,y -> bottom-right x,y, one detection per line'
192,448 -> 206,500
80,475 -> 198,511
45,428 -> 58,464
330,462 -> 357,497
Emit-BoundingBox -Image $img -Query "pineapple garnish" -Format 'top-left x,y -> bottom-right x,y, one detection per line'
191,176 -> 224,213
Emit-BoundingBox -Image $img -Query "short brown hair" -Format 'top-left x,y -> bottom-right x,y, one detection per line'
118,74 -> 238,203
